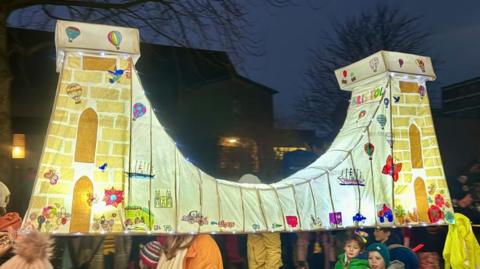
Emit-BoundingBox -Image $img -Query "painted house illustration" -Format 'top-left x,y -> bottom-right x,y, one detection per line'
23,21 -> 453,235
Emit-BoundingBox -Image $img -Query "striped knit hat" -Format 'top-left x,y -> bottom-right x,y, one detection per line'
140,240 -> 162,268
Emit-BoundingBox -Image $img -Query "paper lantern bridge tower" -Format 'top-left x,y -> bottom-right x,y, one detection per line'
23,21 -> 454,234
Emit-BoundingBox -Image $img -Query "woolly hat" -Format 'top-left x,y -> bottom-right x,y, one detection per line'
367,243 -> 390,267
0,181 -> 10,208
139,240 -> 162,268
0,231 -> 53,269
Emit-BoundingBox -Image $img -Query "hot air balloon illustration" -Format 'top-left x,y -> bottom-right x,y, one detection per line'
415,59 -> 425,73
398,58 -> 404,68
133,103 -> 146,120
377,114 -> 387,130
65,26 -> 80,42
108,31 -> 122,50
341,70 -> 348,84
364,143 -> 375,160
357,110 -> 366,121
369,57 -> 379,72
384,98 -> 390,109
350,71 -> 356,82
418,85 -> 426,99
385,132 -> 393,148
66,83 -> 83,104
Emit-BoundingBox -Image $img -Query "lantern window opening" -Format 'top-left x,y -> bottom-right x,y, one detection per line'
12,133 -> 26,159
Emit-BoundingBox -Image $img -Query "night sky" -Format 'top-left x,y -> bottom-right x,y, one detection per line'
8,1 -> 480,123
241,0 -> 480,121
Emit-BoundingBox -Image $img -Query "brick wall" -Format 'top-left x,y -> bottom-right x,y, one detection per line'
26,53 -> 132,233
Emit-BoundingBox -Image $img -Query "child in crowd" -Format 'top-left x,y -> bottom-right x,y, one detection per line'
139,240 -> 162,269
334,234 -> 368,269
367,243 -> 389,269
157,234 -> 223,269
0,231 -> 54,269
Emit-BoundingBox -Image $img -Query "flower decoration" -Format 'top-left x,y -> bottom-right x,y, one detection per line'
44,169 -> 59,185
42,206 -> 57,219
354,229 -> 369,243
427,205 -> 444,223
286,216 -> 298,228
444,211 -> 455,224
352,213 -> 366,224
104,187 -> 124,207
378,204 -> 393,223
434,194 -> 445,207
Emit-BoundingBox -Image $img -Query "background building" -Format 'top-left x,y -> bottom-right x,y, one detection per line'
8,27 -> 314,214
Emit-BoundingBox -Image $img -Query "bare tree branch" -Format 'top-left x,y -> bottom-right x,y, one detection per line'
297,4 -> 433,137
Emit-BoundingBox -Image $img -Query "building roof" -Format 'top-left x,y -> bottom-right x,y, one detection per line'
8,27 -> 277,121
442,76 -> 480,91
441,77 -> 480,118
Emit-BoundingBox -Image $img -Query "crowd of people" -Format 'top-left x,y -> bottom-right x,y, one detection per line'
0,156 -> 477,269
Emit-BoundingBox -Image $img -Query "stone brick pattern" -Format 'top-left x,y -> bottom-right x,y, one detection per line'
392,80 -> 453,225
24,53 -> 132,233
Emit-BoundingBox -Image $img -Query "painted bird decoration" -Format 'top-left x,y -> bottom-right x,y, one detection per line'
108,68 -> 125,83
99,163 -> 108,172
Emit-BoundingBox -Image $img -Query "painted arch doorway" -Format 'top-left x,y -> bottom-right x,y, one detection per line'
414,177 -> 430,223
70,176 -> 93,232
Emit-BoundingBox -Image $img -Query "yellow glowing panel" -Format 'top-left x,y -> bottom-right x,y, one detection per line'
409,124 -> 423,168
75,108 -> 98,163
83,56 -> 116,71
414,177 -> 429,223
70,176 -> 93,232
399,81 -> 419,93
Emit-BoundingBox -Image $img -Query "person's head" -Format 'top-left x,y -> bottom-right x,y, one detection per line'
457,193 -> 473,208
343,235 -> 365,260
367,243 -> 390,269
373,228 -> 392,243
0,231 -> 53,269
163,235 -> 194,260
0,181 -> 10,216
457,175 -> 469,184
139,240 -> 162,269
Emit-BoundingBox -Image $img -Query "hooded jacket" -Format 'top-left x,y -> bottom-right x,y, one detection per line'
334,253 -> 368,269
179,235 -> 222,269
443,213 -> 480,269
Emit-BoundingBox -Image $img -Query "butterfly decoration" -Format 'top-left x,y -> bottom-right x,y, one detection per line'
393,96 -> 400,103
108,67 -> 125,83
99,163 -> 107,172
382,155 -> 402,182
43,169 -> 59,185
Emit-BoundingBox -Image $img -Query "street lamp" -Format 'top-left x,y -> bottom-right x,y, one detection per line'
12,134 -> 25,159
